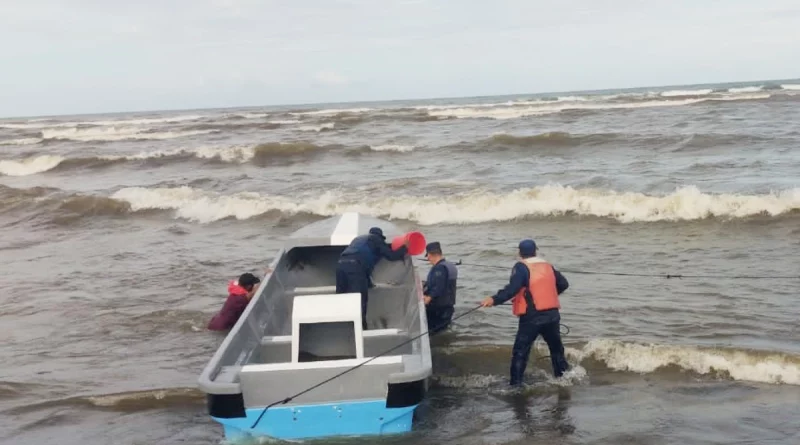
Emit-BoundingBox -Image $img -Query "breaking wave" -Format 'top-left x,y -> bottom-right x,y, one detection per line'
0,137 -> 42,146
0,114 -> 205,130
440,340 -> 800,386
569,339 -> 800,385
0,143 -> 337,176
5,387 -> 204,415
106,184 -> 800,224
425,94 -> 771,119
40,127 -> 218,142
0,155 -> 66,176
368,144 -> 414,153
659,89 -> 714,97
485,132 -> 624,148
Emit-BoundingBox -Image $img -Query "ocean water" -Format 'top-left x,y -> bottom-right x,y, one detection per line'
1,79 -> 799,445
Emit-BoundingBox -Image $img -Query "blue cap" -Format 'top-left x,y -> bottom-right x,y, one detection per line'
369,227 -> 385,239
518,239 -> 537,257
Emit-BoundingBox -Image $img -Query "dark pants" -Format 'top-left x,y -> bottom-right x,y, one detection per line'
510,309 -> 570,385
425,305 -> 454,334
335,259 -> 369,330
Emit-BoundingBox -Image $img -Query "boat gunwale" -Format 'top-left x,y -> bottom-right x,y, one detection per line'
197,213 -> 433,397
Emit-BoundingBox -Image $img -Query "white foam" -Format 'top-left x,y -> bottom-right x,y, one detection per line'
426,98 -> 712,119
0,137 -> 42,146
369,144 -> 414,153
267,119 -> 301,125
0,155 -> 65,176
109,184 -> 800,225
712,93 -> 771,101
290,107 -> 373,116
0,114 -> 204,130
229,112 -> 269,119
41,127 -> 217,142
113,145 -> 255,163
555,95 -> 590,102
571,339 -> 800,385
111,186 -> 311,223
433,374 -> 507,389
296,123 -> 334,132
728,86 -> 763,93
780,84 -> 800,90
660,89 -> 714,97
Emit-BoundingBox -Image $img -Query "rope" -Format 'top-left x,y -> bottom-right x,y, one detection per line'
250,303 -> 484,429
249,295 -> 572,429
423,260 -> 798,280
247,256 -> 797,432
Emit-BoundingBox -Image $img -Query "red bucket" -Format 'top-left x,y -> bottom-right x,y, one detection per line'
391,231 -> 426,256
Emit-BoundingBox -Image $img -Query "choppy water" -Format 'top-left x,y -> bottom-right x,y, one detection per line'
1,79 -> 799,445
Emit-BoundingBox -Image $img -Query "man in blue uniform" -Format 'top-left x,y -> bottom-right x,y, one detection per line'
336,227 -> 409,329
481,239 -> 571,386
422,242 -> 458,334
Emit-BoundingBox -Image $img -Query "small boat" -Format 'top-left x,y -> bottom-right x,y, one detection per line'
197,212 -> 432,441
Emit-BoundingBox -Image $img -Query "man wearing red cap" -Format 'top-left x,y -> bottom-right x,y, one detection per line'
481,239 -> 571,386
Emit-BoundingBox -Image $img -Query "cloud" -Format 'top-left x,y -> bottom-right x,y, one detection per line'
313,71 -> 349,86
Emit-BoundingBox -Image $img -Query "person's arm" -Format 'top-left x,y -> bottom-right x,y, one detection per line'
553,267 -> 569,294
376,239 -> 408,261
483,263 -> 527,306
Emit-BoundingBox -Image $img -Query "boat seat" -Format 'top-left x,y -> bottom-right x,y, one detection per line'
285,283 -> 408,297
291,293 -> 364,362
285,285 -> 337,296
362,328 -> 401,337
261,335 -> 292,344
261,330 -> 401,344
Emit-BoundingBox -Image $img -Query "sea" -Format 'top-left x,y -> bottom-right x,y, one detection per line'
1,79 -> 799,445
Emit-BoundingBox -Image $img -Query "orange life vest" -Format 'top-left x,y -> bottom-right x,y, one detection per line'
511,257 -> 561,316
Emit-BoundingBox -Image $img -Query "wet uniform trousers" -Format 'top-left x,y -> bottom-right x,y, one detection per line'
491,261 -> 571,385
335,258 -> 370,330
512,308 -> 570,385
424,258 -> 458,334
335,233 -> 408,330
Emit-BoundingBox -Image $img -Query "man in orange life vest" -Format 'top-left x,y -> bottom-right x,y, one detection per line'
480,239 -> 571,385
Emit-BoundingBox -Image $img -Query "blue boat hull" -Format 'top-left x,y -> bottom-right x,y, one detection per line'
212,399 -> 419,441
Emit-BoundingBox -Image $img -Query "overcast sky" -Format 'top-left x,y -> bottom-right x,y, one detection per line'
2,0 -> 799,117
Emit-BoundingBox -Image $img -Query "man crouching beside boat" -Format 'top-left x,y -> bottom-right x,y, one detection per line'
207,272 -> 261,331
336,227 -> 409,330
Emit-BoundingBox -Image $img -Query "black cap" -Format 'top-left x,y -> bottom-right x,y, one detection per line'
425,241 -> 442,257
238,272 -> 261,288
369,227 -> 385,239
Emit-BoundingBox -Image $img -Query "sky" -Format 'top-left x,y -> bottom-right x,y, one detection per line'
1,0 -> 799,118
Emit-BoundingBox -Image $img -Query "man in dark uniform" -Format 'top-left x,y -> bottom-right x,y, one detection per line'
422,242 -> 458,334
481,239 -> 571,386
336,227 -> 409,329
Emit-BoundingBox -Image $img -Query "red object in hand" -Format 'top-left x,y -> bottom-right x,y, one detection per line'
391,232 -> 426,255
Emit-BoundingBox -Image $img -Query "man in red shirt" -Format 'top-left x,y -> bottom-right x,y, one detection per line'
207,272 -> 261,331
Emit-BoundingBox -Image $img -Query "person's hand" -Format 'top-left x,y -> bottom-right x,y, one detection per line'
265,267 -> 273,275
480,296 -> 495,307
424,296 -> 431,305
247,284 -> 260,300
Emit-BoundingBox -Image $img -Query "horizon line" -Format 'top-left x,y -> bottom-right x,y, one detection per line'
2,75 -> 799,121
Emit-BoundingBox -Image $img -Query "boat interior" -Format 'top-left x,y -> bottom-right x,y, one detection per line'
207,243 -> 426,392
